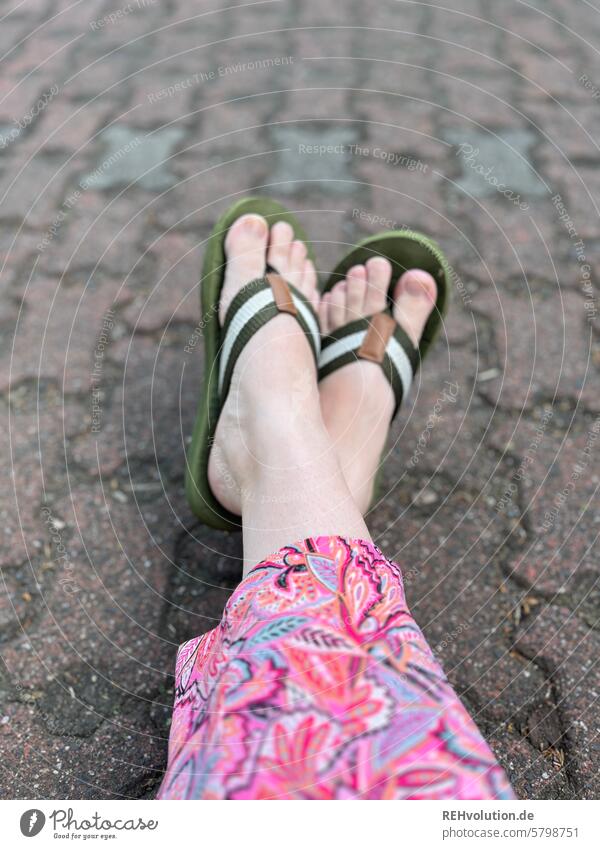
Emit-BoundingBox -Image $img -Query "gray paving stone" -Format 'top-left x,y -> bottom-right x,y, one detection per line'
82,126 -> 185,191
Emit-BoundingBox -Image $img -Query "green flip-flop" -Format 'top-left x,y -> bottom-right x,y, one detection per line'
318,230 -> 451,502
185,197 -> 320,531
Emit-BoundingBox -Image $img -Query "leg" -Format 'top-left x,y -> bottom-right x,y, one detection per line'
319,260 -> 438,513
207,213 -> 369,573
159,213 -> 514,800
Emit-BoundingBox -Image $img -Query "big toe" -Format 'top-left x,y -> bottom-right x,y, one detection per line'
225,213 -> 269,263
392,269 -> 437,348
221,214 -> 269,321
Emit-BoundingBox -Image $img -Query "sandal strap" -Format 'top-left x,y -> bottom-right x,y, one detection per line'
218,272 -> 320,401
318,312 -> 419,418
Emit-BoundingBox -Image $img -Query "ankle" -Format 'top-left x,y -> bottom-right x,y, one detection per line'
219,390 -> 324,487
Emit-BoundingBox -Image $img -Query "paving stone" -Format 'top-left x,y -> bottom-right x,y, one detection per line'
1,275 -> 131,393
82,125 -> 186,191
70,333 -> 196,482
0,157 -> 76,229
443,128 -> 546,201
523,101 -> 600,162
470,286 -> 600,412
268,126 -> 358,194
491,416 -> 600,618
36,190 -> 148,279
369,484 -> 543,730
0,396 -> 86,569
515,606 -> 600,798
122,232 -> 200,332
33,99 -> 113,155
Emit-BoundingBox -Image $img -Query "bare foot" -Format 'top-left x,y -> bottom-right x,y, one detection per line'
318,258 -> 437,513
207,214 -> 320,516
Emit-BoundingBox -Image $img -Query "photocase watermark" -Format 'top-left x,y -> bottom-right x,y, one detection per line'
495,408 -> 554,513
552,192 -> 596,322
147,56 -> 294,102
41,507 -> 79,595
455,143 -> 529,210
299,142 -> 428,172
540,414 -> 600,533
578,73 -> 600,100
435,621 -> 470,654
36,135 -> 142,253
406,381 -> 460,468
20,809 -> 46,837
0,85 -> 59,150
89,0 -> 157,30
91,308 -> 115,433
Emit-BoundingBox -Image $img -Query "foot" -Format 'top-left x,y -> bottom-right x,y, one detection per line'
318,258 -> 437,514
207,214 -> 321,516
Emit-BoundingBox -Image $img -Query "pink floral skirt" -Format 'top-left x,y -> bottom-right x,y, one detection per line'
157,536 -> 514,799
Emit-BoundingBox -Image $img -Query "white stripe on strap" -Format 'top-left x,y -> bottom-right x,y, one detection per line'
387,335 -> 413,399
219,288 -> 274,392
319,327 -> 414,402
292,293 -> 321,356
318,330 -> 366,369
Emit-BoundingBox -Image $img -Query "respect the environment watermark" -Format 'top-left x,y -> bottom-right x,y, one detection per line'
36,136 -> 142,253
89,0 -> 157,30
147,56 -> 294,102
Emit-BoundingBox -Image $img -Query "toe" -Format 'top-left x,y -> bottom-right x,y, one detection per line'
221,214 -> 270,323
364,256 -> 392,315
267,220 -> 294,271
346,265 -> 367,321
301,259 -> 320,312
329,281 -> 347,329
392,269 -> 437,348
288,240 -> 308,284
225,213 -> 269,259
319,293 -> 331,335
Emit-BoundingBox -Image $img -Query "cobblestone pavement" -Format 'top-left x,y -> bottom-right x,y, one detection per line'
0,0 -> 599,800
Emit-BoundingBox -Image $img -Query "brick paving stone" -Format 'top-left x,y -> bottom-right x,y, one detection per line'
0,275 -> 131,394
122,232 -> 200,332
0,396 -> 86,569
490,415 -> 600,620
36,190 -> 148,280
70,333 -> 196,482
515,606 -> 600,798
0,157 -> 77,230
471,286 -> 600,412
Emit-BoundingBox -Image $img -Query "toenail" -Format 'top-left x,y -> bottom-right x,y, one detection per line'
404,273 -> 428,296
404,274 -> 423,295
244,215 -> 267,234
368,257 -> 389,269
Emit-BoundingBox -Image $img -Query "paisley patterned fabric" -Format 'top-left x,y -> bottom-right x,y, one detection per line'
157,536 -> 514,800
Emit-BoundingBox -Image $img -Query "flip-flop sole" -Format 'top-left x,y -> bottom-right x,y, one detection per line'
185,196 -> 316,531
322,229 -> 451,511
